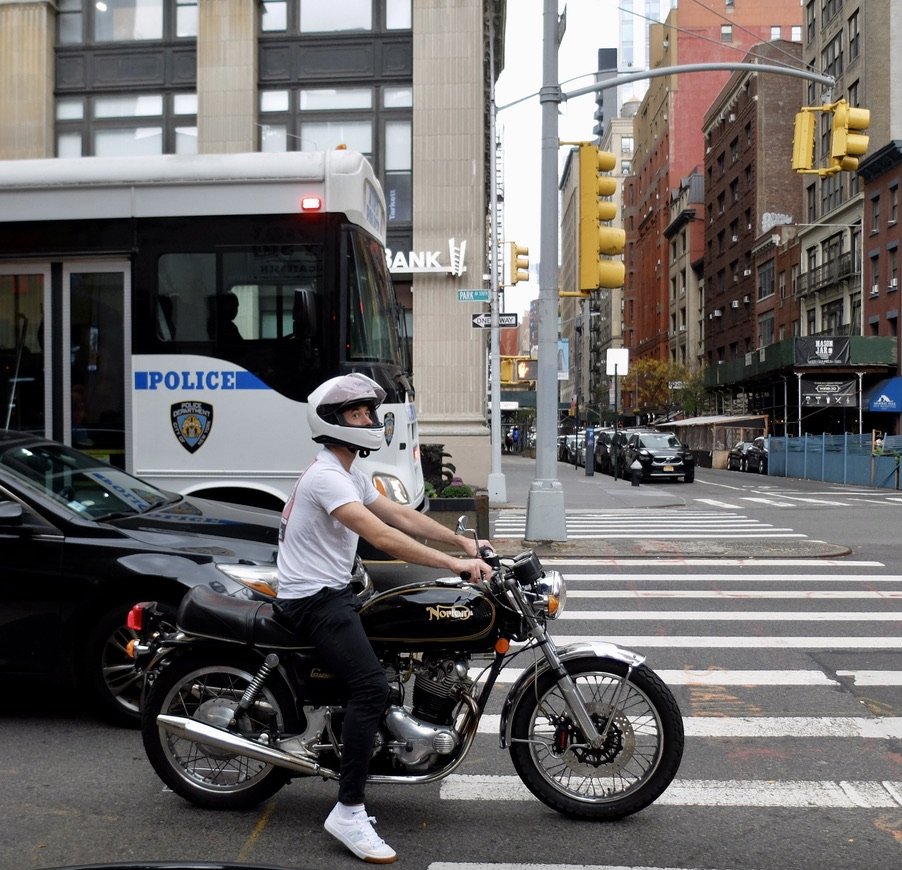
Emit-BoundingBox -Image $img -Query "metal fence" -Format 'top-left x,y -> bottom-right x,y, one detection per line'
769,433 -> 902,490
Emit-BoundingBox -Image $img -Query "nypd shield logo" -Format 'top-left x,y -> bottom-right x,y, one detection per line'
171,401 -> 213,453
382,411 -> 395,446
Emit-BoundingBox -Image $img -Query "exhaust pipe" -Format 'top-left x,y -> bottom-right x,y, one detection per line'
157,714 -> 326,778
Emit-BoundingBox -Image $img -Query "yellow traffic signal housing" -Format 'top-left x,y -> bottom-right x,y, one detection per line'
791,109 -> 816,172
792,99 -> 870,176
830,99 -> 870,173
509,242 -> 529,285
577,144 -> 624,292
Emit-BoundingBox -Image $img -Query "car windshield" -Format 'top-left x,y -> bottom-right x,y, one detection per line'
640,434 -> 683,449
0,442 -> 174,520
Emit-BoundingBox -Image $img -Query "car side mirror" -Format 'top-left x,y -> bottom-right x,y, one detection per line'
0,501 -> 24,526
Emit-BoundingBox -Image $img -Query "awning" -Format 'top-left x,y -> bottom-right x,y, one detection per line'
866,377 -> 902,413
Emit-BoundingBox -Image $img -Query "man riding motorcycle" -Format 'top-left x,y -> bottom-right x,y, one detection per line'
273,372 -> 492,863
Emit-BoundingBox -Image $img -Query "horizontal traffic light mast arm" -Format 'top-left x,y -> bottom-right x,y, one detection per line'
561,62 -> 835,101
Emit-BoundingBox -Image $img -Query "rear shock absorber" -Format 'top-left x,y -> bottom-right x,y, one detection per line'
235,653 -> 281,719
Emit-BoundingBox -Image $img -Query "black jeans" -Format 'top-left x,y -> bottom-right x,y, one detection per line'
275,586 -> 389,805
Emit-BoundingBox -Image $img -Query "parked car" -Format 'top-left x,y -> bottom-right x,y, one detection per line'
621,430 -> 696,482
746,435 -> 769,474
0,430 -> 291,726
727,440 -> 754,471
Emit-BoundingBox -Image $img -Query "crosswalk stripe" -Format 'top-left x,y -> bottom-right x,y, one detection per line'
558,571 -> 899,580
467,668 -> 902,686
473,715 -> 902,738
540,635 -> 902,648
558,610 -> 902,621
565,589 -> 902,598
440,776 -> 902,808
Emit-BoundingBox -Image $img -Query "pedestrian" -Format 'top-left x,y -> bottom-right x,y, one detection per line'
511,425 -> 519,453
274,372 -> 493,864
504,430 -> 513,453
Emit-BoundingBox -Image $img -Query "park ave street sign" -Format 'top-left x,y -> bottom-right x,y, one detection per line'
472,312 -> 518,328
457,289 -> 490,302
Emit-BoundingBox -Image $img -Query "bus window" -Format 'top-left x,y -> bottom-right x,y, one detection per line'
347,231 -> 402,364
157,252 -> 216,342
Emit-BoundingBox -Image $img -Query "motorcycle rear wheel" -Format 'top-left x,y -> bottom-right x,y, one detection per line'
142,653 -> 299,809
509,657 -> 683,820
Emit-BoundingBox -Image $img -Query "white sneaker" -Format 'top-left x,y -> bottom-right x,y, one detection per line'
324,804 -> 397,864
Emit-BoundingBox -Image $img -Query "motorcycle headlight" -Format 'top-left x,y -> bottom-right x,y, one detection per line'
216,563 -> 279,597
537,570 -> 566,619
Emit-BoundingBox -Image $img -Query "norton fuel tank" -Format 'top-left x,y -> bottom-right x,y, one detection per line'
360,580 -> 498,648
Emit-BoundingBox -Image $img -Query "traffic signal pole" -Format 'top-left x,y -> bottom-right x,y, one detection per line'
520,32 -> 840,543
525,0 -> 567,542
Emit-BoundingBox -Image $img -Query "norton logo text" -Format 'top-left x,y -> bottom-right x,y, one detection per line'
426,604 -> 472,621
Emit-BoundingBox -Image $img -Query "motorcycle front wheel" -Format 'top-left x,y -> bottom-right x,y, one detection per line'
142,653 -> 299,810
509,657 -> 684,820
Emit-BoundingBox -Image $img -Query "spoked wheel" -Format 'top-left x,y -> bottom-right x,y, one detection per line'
509,657 -> 684,820
142,655 -> 298,809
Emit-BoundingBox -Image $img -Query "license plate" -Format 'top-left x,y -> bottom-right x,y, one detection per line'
663,465 -> 674,472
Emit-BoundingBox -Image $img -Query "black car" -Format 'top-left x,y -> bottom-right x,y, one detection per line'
727,440 -> 754,471
621,430 -> 696,482
0,430 -> 286,726
746,435 -> 769,474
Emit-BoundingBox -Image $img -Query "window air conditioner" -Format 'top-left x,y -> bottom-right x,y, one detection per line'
731,235 -> 739,242
890,278 -> 898,289
743,268 -> 752,276
743,294 -> 751,303
713,308 -> 723,317
729,113 -> 736,122
731,300 -> 740,309
870,284 -> 880,296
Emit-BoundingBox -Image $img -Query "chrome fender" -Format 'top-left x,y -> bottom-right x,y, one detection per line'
498,641 -> 646,748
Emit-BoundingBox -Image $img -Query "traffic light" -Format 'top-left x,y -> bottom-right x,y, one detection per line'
791,108 -> 817,172
509,242 -> 529,285
829,99 -> 870,173
578,144 -> 625,293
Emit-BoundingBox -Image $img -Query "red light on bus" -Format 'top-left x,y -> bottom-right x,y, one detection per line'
300,195 -> 323,212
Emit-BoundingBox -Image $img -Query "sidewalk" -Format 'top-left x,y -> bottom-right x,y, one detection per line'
486,453 -> 849,560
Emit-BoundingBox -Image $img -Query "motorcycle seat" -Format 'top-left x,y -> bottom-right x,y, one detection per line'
178,584 -> 309,649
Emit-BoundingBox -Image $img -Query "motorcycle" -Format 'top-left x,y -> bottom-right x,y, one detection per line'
129,518 -> 684,821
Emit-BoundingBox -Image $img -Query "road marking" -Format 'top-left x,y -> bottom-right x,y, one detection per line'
475,715 -> 902,738
440,776 -> 902,808
468,668 -> 902,686
740,497 -> 798,507
559,571 -> 898,581
542,635 -> 902,648
694,498 -> 742,508
565,589 -> 902,598
559,610 -> 902,621
541,559 -> 885,567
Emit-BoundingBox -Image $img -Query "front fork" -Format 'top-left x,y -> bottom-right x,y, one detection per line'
501,577 -> 642,750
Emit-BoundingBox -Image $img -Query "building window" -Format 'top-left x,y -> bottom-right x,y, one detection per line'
300,0 -> 372,32
848,9 -> 860,61
621,136 -> 634,154
58,0 -> 196,44
791,25 -> 802,42
758,261 -> 775,301
56,92 -> 196,157
720,24 -> 732,42
889,185 -> 899,225
770,26 -> 780,40
822,31 -> 843,80
871,195 -> 881,233
758,313 -> 775,348
889,246 -> 899,291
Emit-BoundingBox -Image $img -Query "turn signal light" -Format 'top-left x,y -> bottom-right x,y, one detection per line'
300,195 -> 323,211
494,638 -> 510,654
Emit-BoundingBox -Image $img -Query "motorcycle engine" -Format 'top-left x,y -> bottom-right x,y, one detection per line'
382,654 -> 472,771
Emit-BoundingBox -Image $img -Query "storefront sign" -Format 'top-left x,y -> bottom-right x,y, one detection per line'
386,239 -> 467,276
800,378 -> 857,406
795,337 -> 850,365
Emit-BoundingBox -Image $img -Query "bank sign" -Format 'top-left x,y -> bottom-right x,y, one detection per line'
387,238 -> 467,276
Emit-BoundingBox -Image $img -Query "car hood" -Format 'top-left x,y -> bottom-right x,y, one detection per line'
107,495 -> 280,560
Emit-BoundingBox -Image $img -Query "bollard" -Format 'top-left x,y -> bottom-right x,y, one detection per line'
630,459 -> 642,487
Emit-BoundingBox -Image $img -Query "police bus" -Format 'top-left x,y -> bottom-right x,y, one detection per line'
0,149 -> 424,512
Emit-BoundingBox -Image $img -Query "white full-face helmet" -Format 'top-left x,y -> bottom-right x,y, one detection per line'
307,373 -> 386,456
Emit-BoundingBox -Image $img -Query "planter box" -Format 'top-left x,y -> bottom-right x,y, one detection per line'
427,490 -> 489,544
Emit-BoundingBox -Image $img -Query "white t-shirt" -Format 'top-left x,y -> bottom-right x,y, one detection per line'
276,448 -> 379,600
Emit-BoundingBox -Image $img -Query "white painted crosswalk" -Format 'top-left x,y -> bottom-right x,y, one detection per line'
492,509 -> 806,539
436,558 -> 902,870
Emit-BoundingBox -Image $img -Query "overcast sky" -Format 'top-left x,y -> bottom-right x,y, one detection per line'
495,1 -> 618,316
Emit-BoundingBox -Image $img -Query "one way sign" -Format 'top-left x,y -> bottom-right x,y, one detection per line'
471,312 -> 518,328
